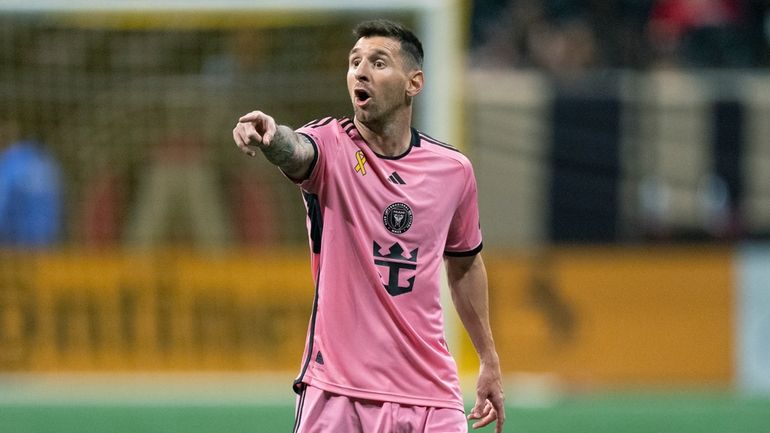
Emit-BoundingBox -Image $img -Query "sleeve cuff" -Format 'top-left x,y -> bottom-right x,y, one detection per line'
282,132 -> 318,183
444,242 -> 483,257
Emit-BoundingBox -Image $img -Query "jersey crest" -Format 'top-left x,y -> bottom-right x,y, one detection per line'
383,202 -> 413,234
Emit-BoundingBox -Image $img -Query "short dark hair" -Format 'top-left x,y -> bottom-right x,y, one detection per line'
353,19 -> 424,69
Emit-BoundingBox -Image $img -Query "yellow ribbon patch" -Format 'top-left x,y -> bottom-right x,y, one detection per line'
354,150 -> 367,176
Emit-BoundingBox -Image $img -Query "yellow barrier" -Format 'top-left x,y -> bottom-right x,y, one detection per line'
0,249 -> 313,371
470,247 -> 734,385
1,247 -> 735,385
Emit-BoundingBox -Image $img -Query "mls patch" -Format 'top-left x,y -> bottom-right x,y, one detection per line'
383,202 -> 413,234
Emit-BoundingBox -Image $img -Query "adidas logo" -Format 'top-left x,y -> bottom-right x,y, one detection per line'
388,171 -> 406,185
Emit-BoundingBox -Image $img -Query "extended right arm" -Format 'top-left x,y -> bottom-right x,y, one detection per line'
232,110 -> 316,181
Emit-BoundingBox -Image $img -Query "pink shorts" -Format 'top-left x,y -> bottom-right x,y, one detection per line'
293,385 -> 468,433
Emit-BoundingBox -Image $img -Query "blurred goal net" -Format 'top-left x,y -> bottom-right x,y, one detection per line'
0,1 -> 461,249
0,1 -> 466,373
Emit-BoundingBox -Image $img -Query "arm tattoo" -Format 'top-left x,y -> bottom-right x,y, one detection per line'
260,125 -> 312,176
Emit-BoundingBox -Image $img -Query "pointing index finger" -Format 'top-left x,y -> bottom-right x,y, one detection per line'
239,111 -> 263,123
262,118 -> 277,145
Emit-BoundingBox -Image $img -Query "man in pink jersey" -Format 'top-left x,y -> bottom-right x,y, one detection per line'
232,19 -> 505,433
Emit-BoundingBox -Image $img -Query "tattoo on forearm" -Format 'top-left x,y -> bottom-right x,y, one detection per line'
260,127 -> 308,174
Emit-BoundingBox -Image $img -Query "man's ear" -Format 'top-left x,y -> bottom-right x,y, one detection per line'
406,70 -> 424,97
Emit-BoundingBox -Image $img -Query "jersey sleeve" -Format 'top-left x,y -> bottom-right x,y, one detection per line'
293,118 -> 340,194
444,160 -> 483,256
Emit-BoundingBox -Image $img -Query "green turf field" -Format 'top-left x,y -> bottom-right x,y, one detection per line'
2,391 -> 769,433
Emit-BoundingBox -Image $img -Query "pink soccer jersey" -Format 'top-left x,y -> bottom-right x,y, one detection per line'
290,117 -> 483,411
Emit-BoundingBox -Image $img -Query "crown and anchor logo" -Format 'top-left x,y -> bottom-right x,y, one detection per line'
373,241 -> 419,296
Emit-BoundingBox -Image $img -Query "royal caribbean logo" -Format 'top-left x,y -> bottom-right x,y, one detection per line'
383,202 -> 413,234
373,241 -> 418,296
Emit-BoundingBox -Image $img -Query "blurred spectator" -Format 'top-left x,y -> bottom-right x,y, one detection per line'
470,0 -> 547,68
227,165 -> 278,248
470,0 -> 512,48
647,0 -> 754,68
80,158 -> 126,248
0,121 -> 62,248
470,0 -> 605,73
528,17 -> 599,74
470,0 -> 768,69
125,128 -> 232,250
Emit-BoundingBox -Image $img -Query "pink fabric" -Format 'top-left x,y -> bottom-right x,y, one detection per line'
290,117 -> 483,411
294,385 -> 468,433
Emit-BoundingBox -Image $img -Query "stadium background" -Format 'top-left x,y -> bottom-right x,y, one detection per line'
1,0 -> 770,432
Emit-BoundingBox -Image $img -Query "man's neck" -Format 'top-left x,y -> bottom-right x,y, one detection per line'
354,113 -> 413,157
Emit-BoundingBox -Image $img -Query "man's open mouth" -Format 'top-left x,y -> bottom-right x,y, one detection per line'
354,89 -> 371,104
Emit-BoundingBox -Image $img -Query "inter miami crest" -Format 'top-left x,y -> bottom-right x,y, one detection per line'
383,202 -> 413,234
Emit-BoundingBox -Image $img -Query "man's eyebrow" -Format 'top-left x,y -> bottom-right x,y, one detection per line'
348,47 -> 394,58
